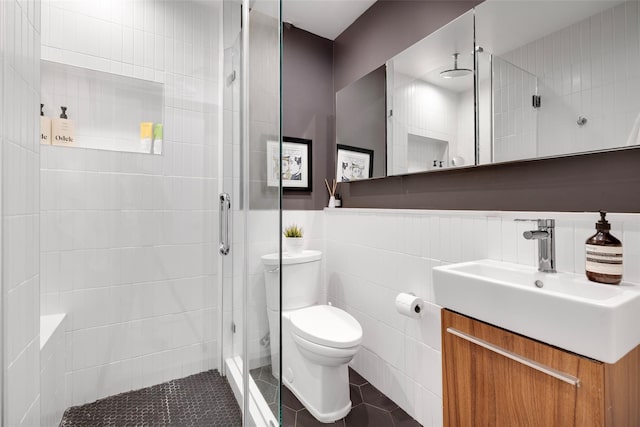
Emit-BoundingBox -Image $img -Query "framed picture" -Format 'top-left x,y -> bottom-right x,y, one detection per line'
336,144 -> 373,182
267,137 -> 312,191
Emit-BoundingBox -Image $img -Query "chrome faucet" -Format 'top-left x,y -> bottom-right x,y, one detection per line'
516,219 -> 556,273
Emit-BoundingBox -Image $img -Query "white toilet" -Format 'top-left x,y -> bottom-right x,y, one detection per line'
261,250 -> 363,423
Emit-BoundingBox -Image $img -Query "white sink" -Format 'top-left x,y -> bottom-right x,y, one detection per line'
433,259 -> 640,364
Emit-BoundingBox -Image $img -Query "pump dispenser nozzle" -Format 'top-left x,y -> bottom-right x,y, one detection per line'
596,210 -> 611,231
60,106 -> 68,119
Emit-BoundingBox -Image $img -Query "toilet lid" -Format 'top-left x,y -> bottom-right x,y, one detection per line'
290,305 -> 363,349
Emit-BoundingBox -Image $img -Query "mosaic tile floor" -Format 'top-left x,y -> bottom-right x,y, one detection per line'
59,370 -> 241,427
251,365 -> 422,427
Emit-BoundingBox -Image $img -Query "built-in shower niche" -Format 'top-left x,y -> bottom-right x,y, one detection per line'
407,133 -> 449,173
40,60 -> 164,155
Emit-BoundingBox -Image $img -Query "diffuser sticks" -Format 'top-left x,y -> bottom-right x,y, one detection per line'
324,179 -> 339,208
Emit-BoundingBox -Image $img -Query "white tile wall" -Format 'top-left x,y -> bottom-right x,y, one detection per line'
456,87 -> 475,165
493,0 -> 640,161
39,0 -> 221,407
40,314 -> 66,426
2,0 -> 42,425
220,10 -> 240,366
324,208 -> 640,427
492,57 -> 538,162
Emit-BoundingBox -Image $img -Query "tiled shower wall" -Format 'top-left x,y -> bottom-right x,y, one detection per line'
494,0 -> 640,160
388,71 -> 474,175
492,57 -> 538,163
321,208 -> 640,427
1,0 -> 42,425
39,0 -> 220,406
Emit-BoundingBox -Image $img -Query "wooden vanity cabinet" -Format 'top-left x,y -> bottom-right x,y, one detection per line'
442,309 -> 640,427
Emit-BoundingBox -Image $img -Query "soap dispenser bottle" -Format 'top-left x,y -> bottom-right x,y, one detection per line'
140,122 -> 153,153
585,211 -> 623,285
152,123 -> 163,155
40,104 -> 51,145
52,106 -> 76,147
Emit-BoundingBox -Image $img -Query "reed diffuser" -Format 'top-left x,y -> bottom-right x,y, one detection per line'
324,179 -> 339,208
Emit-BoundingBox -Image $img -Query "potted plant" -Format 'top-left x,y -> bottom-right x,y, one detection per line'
283,224 -> 304,255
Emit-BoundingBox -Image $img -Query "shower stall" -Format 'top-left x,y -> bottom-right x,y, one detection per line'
0,0 -> 282,425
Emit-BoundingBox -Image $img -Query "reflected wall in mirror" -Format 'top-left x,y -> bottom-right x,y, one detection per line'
477,0 -> 640,163
335,65 -> 386,179
386,10 -> 474,175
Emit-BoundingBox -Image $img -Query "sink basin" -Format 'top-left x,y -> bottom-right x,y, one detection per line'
433,259 -> 640,364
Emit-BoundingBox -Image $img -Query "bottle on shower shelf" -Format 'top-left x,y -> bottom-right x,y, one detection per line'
51,106 -> 75,147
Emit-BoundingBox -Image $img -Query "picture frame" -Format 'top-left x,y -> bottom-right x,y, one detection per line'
267,137 -> 312,191
336,144 -> 373,182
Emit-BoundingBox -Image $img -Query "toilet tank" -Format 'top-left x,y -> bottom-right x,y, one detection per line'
261,250 -> 322,311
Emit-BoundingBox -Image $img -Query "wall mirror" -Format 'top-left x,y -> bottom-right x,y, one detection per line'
476,0 -> 638,164
336,0 -> 640,180
335,65 -> 386,179
386,10 -> 474,175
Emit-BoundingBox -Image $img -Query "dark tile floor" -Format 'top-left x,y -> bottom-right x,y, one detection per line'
59,370 -> 241,427
252,365 -> 422,427
249,365 -> 280,419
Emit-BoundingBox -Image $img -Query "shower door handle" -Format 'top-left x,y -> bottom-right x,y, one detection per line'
219,193 -> 231,255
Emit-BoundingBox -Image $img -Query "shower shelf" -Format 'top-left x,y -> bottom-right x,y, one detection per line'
41,60 -> 164,155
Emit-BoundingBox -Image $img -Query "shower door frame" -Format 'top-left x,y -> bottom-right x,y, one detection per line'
219,0 -> 282,425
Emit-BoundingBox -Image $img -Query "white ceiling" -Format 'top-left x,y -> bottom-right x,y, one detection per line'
282,0 -> 377,40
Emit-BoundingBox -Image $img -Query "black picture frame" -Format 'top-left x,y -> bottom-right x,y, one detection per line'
267,136 -> 312,192
336,144 -> 374,182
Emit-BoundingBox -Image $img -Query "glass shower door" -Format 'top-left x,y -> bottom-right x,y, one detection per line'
491,55 -> 539,163
221,0 -> 282,425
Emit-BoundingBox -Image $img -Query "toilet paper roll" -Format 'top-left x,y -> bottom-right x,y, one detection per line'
395,293 -> 424,318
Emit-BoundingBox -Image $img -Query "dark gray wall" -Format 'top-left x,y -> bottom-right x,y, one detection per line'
336,65 -> 386,179
341,148 -> 640,213
282,26 -> 334,210
333,0 -> 482,92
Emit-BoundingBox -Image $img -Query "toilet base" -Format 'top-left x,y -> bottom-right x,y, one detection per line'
283,379 -> 351,423
280,312 -> 354,423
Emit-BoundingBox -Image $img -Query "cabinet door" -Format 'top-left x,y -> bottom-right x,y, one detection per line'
442,310 -> 605,427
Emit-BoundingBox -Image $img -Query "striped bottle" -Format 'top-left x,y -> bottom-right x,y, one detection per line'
585,211 -> 622,285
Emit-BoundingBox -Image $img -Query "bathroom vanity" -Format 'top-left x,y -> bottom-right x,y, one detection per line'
442,309 -> 640,426
433,260 -> 640,426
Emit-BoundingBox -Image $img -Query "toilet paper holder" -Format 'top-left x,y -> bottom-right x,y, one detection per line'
409,292 -> 422,314
395,292 -> 424,318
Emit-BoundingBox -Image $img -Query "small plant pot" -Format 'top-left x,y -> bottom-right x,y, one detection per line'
284,237 -> 304,255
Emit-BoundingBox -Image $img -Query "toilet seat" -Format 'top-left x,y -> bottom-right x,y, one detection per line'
290,305 -> 362,349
